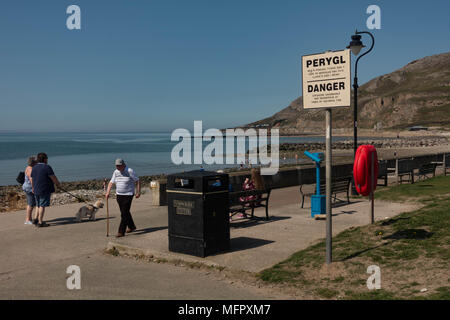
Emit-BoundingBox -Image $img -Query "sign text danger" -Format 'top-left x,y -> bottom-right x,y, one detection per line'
308,81 -> 345,93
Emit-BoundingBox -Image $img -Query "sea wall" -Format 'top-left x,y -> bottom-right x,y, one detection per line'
279,137 -> 449,153
1,152 -> 448,212
229,152 -> 447,191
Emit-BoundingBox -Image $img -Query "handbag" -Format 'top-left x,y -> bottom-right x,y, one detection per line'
16,171 -> 25,185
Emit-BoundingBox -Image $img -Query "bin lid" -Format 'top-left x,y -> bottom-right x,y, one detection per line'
168,170 -> 226,178
167,170 -> 229,193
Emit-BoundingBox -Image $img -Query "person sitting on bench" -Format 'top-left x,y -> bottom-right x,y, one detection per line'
240,177 -> 256,207
251,168 -> 265,206
239,168 -> 265,206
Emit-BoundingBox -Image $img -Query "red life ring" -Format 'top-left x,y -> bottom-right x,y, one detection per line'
353,145 -> 379,196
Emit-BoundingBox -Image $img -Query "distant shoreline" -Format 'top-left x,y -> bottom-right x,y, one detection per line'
279,129 -> 450,138
2,140 -> 450,213
1,133 -> 448,188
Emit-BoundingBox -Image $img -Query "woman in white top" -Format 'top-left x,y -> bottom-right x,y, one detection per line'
22,156 -> 37,225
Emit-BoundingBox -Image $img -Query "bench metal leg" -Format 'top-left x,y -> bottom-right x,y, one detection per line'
300,187 -> 305,208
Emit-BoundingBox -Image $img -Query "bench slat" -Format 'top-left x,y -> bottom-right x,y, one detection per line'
300,178 -> 351,208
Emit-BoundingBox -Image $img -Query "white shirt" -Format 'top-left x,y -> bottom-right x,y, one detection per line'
110,167 -> 139,195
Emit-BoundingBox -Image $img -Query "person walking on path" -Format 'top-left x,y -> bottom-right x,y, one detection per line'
22,156 -> 37,225
30,153 -> 61,227
105,159 -> 141,238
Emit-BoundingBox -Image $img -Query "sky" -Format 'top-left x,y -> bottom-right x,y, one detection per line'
0,0 -> 449,133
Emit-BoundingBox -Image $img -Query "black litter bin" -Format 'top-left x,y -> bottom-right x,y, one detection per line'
167,170 -> 230,257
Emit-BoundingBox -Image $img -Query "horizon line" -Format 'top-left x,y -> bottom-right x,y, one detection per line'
0,130 -> 174,134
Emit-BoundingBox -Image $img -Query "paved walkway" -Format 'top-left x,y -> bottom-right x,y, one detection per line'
0,193 -> 280,299
0,185 -> 419,299
109,186 -> 419,272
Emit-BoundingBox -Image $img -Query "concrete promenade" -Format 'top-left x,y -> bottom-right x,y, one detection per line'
108,186 -> 419,272
0,185 -> 418,299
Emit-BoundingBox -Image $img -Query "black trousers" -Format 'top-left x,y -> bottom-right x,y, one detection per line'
116,195 -> 136,234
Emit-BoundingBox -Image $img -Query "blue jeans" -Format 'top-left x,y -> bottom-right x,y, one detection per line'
35,194 -> 51,207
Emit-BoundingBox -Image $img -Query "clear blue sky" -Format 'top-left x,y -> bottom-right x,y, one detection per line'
0,0 -> 449,132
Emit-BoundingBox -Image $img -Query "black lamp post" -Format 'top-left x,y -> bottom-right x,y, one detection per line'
347,30 -> 375,157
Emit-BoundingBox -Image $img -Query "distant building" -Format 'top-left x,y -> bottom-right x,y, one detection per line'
408,126 -> 428,131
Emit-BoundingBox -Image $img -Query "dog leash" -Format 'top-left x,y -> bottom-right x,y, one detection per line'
58,186 -> 91,204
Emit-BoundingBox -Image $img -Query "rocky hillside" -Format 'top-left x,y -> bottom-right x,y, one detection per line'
246,52 -> 450,134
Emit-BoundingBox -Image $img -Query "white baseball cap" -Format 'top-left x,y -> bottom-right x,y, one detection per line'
115,158 -> 125,166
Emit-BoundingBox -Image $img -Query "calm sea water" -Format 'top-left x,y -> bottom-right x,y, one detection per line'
0,132 -> 365,186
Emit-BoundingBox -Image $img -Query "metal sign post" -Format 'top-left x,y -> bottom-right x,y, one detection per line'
325,109 -> 332,264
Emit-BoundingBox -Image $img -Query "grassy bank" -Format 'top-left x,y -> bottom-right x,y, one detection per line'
258,175 -> 450,300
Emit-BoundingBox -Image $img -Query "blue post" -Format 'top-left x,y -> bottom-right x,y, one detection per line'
316,162 -> 321,195
304,151 -> 326,218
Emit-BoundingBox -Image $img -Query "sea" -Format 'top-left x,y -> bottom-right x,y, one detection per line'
0,132 -> 367,186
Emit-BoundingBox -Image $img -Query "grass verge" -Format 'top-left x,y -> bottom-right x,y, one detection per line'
258,175 -> 450,300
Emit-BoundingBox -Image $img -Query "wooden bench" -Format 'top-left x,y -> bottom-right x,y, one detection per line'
444,154 -> 450,176
229,189 -> 271,220
388,158 -> 415,184
377,160 -> 388,186
299,177 -> 351,208
417,163 -> 437,180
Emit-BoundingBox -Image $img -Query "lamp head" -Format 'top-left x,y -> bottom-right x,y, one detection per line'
347,34 -> 365,56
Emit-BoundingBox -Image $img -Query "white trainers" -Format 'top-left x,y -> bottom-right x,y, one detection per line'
24,221 -> 33,225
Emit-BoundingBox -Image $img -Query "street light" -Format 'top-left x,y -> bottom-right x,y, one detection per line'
347,30 -> 375,157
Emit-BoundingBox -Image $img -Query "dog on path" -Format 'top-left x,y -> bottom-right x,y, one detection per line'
75,200 -> 104,222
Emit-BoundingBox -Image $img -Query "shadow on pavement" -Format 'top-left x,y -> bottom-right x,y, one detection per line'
230,216 -> 290,229
302,200 -> 363,210
47,216 -> 114,226
333,210 -> 357,217
332,200 -> 363,208
130,226 -> 167,236
228,236 -> 275,253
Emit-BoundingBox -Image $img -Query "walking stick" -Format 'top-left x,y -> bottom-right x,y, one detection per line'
106,196 -> 109,237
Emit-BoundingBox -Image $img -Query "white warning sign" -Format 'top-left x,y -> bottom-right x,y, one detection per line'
302,49 -> 351,109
